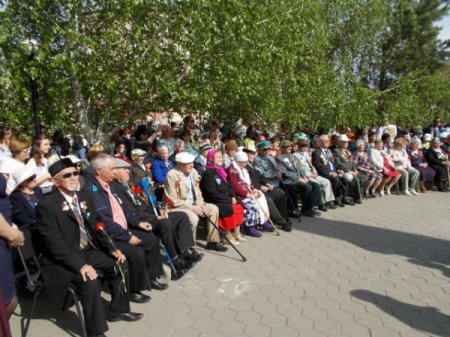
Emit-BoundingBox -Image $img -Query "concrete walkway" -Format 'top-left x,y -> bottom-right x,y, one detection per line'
11,192 -> 450,337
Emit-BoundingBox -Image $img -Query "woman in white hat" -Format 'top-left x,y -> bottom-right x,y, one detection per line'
10,165 -> 43,230
228,151 -> 272,237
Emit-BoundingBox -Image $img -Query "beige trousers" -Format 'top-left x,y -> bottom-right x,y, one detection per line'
179,203 -> 220,243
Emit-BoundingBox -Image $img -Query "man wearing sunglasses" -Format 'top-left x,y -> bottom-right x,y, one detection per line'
36,158 -> 142,337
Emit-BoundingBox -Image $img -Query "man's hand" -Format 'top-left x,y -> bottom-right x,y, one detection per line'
7,226 -> 25,248
351,171 -> 358,177
310,172 -> 318,179
138,222 -> 152,231
192,205 -> 205,217
129,235 -> 141,246
299,178 -> 308,184
275,171 -> 282,180
80,264 -> 98,282
112,250 -> 126,263
330,172 -> 338,177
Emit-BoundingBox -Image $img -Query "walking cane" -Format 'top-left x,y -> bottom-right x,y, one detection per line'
205,216 -> 247,262
279,180 -> 302,222
246,187 -> 280,236
138,178 -> 180,277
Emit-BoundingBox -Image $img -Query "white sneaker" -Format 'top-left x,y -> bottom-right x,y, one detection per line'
410,189 -> 419,196
403,190 -> 412,196
386,188 -> 391,196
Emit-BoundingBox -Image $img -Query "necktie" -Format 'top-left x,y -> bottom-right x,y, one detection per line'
72,196 -> 89,249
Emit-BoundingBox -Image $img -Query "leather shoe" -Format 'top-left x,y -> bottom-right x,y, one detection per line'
334,199 -> 345,207
326,202 -> 337,209
318,204 -> 327,212
301,210 -> 315,217
184,249 -> 204,263
171,268 -> 186,280
343,198 -> 355,206
174,257 -> 195,271
150,279 -> 168,291
108,312 -> 143,322
128,292 -> 151,303
281,223 -> 292,232
206,242 -> 228,252
354,199 -> 362,204
312,209 -> 322,216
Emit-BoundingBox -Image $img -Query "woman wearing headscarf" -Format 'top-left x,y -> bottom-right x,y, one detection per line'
200,149 -> 245,245
228,151 -> 272,237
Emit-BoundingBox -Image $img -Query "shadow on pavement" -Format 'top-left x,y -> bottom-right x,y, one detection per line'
351,289 -> 450,337
294,217 -> 450,268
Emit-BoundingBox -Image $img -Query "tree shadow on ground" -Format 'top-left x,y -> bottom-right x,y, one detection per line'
294,217 -> 450,267
351,289 -> 450,337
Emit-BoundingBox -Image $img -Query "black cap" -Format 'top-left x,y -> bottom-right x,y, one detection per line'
49,158 -> 76,177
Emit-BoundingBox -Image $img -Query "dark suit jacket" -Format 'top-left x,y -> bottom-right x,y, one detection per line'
110,181 -> 157,223
425,148 -> 447,169
246,163 -> 269,189
36,190 -> 109,275
200,168 -> 235,217
10,187 -> 43,229
332,148 -> 357,171
82,177 -> 134,242
312,148 -> 337,179
275,154 -> 303,184
130,161 -> 152,185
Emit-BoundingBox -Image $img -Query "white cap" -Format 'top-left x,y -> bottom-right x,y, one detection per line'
338,134 -> 350,142
12,165 -> 36,191
175,152 -> 195,164
423,133 -> 432,141
343,172 -> 354,181
234,152 -> 248,162
131,148 -> 146,156
440,132 -> 449,138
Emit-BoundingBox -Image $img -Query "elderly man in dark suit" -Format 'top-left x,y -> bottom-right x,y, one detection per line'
37,158 -> 142,337
110,158 -> 201,276
82,154 -> 165,302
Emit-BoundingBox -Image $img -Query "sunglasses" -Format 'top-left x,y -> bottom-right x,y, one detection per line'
57,171 -> 80,179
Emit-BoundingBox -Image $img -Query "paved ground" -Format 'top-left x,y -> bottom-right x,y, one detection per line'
11,191 -> 450,337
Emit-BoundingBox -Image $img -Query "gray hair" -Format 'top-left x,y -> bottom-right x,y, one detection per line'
355,139 -> 366,148
158,145 -> 169,154
174,139 -> 184,149
91,153 -> 115,170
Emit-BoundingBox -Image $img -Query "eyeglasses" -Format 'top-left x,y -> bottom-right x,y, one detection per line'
22,147 -> 31,153
56,171 -> 80,179
262,148 -> 270,151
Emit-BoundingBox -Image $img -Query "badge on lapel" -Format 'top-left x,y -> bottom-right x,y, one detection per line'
215,177 -> 221,185
61,201 -> 70,212
79,201 -> 90,219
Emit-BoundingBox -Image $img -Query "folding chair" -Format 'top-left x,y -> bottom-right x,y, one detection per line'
14,230 -> 87,337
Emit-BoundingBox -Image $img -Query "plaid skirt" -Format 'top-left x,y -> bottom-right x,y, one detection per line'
241,198 -> 261,227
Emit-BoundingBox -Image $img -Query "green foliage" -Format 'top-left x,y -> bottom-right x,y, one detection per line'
0,0 -> 449,142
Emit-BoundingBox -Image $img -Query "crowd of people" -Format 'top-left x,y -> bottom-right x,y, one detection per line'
0,116 -> 449,337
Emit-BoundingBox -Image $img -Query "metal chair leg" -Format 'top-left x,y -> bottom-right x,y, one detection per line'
22,288 -> 40,337
67,286 -> 87,337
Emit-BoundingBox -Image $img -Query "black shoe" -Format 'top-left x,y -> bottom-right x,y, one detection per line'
334,199 -> 345,207
88,334 -> 107,337
150,279 -> 169,291
285,217 -> 292,224
281,223 -> 292,232
185,249 -> 204,263
128,292 -> 151,304
108,312 -> 144,322
174,257 -> 195,271
312,209 -> 322,216
354,199 -> 362,204
343,198 -> 355,206
206,242 -> 228,252
318,204 -> 327,212
326,202 -> 337,209
301,210 -> 315,217
171,269 -> 186,280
